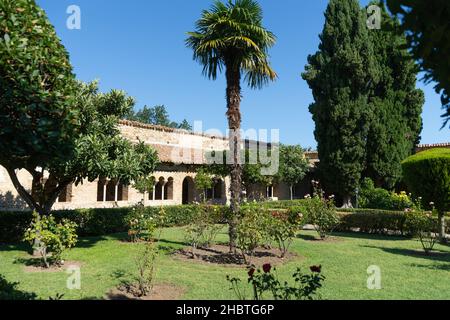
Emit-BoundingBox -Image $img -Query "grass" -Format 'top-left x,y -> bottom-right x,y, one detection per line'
1,227 -> 449,300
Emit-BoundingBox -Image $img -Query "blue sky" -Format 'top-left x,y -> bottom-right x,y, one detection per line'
37,0 -> 448,148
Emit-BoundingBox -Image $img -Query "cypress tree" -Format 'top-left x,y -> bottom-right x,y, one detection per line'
302,0 -> 379,207
365,2 -> 424,189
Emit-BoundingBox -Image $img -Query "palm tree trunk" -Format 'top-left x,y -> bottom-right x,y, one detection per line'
225,61 -> 242,253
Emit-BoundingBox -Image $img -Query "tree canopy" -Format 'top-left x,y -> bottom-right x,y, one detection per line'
277,145 -> 309,200
0,0 -> 79,170
126,105 -> 192,130
386,0 -> 450,128
364,2 -> 424,189
302,0 -> 379,207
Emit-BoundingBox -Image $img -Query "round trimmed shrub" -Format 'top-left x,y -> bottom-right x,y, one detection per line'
402,148 -> 450,240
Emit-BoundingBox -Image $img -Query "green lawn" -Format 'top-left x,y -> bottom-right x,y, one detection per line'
1,228 -> 449,300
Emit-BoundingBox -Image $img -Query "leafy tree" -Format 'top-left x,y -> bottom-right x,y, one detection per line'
194,168 -> 214,203
278,145 -> 309,200
187,0 -> 277,250
0,0 -> 79,196
402,148 -> 450,242
6,81 -> 159,215
127,105 -> 192,130
364,2 -> 424,189
302,0 -> 379,207
386,0 -> 450,127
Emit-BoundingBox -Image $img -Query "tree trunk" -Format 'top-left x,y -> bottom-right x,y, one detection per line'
341,194 -> 353,209
290,185 -> 294,201
225,60 -> 242,254
438,212 -> 447,243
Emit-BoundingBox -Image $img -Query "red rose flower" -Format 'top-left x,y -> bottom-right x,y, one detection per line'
262,264 -> 272,274
248,268 -> 256,278
310,265 -> 322,273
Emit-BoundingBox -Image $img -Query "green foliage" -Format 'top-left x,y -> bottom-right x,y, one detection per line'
0,205 -> 230,243
277,145 -> 309,200
126,203 -> 158,243
302,0 -> 379,203
405,210 -> 439,254
126,105 -> 192,130
359,178 -> 415,210
134,242 -> 158,297
337,210 -> 408,235
304,184 -> 339,239
402,149 -> 450,214
184,205 -> 224,257
227,264 -> 325,300
386,0 -> 450,127
365,2 -> 424,189
267,210 -> 302,258
0,0 -> 78,170
186,0 -> 277,89
236,204 -> 271,264
23,212 -> 78,268
194,168 -> 214,202
402,148 -> 450,241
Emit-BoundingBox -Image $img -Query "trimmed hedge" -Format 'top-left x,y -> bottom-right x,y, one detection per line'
336,209 -> 450,235
262,200 -> 309,209
0,205 -> 230,244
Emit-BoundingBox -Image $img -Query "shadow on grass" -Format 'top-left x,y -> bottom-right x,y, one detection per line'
75,233 -> 128,249
362,245 -> 450,263
0,242 -> 30,253
0,275 -> 37,300
409,263 -> 450,272
332,232 -> 407,242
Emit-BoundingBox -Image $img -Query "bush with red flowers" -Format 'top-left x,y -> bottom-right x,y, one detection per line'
227,264 -> 325,300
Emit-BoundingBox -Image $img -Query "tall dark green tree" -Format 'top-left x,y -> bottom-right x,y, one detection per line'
365,2 -> 424,189
302,0 -> 379,207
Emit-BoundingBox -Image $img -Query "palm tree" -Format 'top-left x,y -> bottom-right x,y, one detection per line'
186,0 -> 277,252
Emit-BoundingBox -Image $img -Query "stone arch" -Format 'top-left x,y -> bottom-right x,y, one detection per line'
213,178 -> 224,200
165,177 -> 174,200
182,176 -> 195,205
155,177 -> 165,200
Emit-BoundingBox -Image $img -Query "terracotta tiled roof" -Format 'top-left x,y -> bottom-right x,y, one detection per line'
119,119 -> 227,140
417,142 -> 450,150
150,144 -> 206,165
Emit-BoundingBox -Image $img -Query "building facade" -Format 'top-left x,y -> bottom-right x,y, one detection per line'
0,120 -> 318,211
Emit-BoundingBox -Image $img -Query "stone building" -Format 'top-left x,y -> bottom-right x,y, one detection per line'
0,120 -> 318,211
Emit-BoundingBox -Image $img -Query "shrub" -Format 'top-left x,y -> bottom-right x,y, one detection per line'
402,148 -> 450,241
267,210 -> 302,258
236,204 -> 271,264
0,205 -> 230,243
359,178 -> 415,211
23,212 -> 78,268
126,203 -> 157,243
337,210 -> 407,234
227,264 -> 325,300
134,242 -> 158,297
184,205 -> 224,257
303,184 -> 339,239
405,210 -> 439,254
